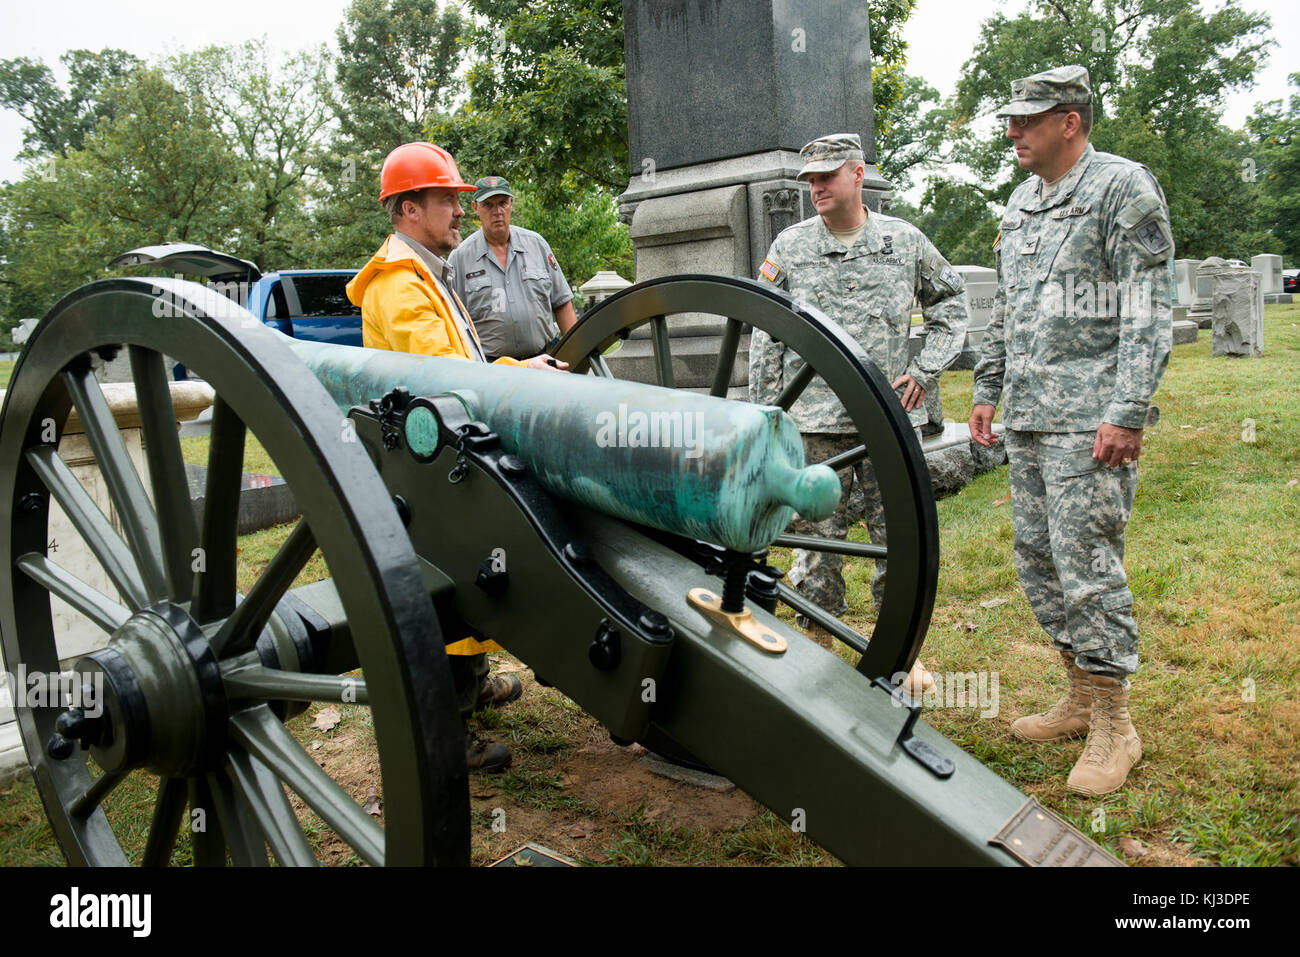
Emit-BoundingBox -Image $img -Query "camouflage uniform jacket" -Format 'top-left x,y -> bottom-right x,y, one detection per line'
972,145 -> 1174,431
751,209 -> 968,434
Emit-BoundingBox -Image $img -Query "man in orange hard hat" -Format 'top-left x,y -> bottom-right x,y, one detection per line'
347,142 -> 567,773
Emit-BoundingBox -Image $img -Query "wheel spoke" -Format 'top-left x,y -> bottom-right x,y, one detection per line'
62,365 -> 167,601
774,533 -> 888,559
776,582 -> 869,654
649,315 -> 675,388
775,362 -> 816,411
142,776 -> 188,866
193,398 -> 245,623
188,776 -> 227,866
591,353 -> 614,378
230,705 -> 384,866
224,666 -> 368,706
226,748 -> 318,867
25,445 -> 149,610
211,520 -> 316,658
206,768 -> 269,866
16,553 -> 130,632
818,442 -> 869,472
129,346 -> 200,599
68,768 -> 127,818
709,319 -> 744,397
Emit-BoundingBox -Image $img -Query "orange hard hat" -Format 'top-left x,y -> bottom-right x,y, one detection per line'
378,142 -> 474,201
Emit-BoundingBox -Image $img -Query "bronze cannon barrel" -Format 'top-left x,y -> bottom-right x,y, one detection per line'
284,337 -> 838,553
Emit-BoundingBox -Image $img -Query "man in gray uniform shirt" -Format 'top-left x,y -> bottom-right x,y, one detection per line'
449,176 -> 578,361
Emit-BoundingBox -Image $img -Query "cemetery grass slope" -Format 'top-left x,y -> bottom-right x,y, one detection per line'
914,303 -> 1300,866
2,307 -> 1298,866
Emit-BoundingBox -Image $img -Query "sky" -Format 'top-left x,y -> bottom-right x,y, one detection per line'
1,0 -> 1295,186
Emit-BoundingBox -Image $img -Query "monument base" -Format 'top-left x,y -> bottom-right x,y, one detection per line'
610,151 -> 890,390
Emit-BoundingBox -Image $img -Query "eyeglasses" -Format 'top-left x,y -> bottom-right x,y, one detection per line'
1008,108 -> 1074,129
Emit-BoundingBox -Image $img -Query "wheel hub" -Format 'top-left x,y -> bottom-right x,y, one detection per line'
48,604 -> 227,777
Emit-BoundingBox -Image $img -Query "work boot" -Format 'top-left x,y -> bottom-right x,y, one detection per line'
475,673 -> 523,711
898,659 -> 935,697
465,731 -> 512,773
1066,674 -> 1142,796
1011,650 -> 1092,742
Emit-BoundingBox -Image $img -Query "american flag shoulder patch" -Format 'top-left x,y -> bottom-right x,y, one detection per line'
760,259 -> 780,282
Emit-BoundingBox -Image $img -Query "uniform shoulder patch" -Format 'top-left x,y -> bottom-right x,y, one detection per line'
1117,193 -> 1173,264
993,229 -> 1002,250
760,258 -> 781,282
938,265 -> 964,293
547,252 -> 557,268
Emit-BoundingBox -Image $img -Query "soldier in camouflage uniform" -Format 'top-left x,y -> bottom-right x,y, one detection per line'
751,134 -> 968,677
969,66 -> 1173,795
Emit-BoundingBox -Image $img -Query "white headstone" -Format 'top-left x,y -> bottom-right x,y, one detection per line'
955,265 -> 997,347
1174,259 -> 1201,306
1251,254 -> 1283,294
578,270 -> 633,305
1202,262 -> 1264,357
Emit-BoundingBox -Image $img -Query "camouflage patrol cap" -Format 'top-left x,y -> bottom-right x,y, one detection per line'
796,134 -> 865,180
473,176 -> 513,202
996,65 -> 1092,118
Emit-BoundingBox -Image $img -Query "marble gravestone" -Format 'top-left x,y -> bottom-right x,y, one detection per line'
1202,259 -> 1264,357
1252,254 -> 1291,304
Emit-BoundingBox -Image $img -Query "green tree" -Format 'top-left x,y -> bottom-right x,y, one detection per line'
868,0 -> 919,146
0,49 -> 141,159
1248,73 -> 1300,262
919,0 -> 1274,260
877,73 -> 952,195
334,0 -> 467,152
433,0 -> 626,205
170,39 -> 334,269
297,0 -> 471,268
0,69 -> 241,326
437,0 -> 917,204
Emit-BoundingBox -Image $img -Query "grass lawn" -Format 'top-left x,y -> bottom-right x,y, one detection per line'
2,305 -> 1297,866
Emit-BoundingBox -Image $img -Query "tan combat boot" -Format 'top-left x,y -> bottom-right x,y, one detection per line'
898,659 -> 935,697
1011,650 -> 1092,742
1066,674 -> 1142,796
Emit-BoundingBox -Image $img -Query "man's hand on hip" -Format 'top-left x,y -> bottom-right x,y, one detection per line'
969,404 -> 998,446
1093,423 -> 1143,467
891,374 -> 926,412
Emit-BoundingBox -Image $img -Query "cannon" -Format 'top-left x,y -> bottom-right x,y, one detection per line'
0,273 -> 1117,866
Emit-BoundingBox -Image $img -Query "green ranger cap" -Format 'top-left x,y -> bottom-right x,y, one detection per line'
996,65 -> 1092,118
796,133 -> 865,180
473,176 -> 513,202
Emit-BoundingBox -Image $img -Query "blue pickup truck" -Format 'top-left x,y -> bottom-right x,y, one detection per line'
110,244 -> 361,377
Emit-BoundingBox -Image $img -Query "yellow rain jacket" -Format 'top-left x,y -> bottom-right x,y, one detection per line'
347,233 -> 527,365
347,233 -> 517,654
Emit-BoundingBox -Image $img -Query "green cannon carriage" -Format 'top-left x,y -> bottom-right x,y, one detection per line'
0,273 -> 1115,866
